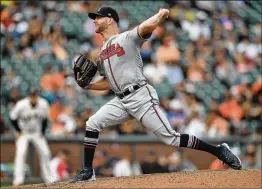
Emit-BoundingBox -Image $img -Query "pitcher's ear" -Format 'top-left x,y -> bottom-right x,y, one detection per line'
108,17 -> 113,24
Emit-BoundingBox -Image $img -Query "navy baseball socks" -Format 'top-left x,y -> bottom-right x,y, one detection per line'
83,130 -> 99,168
70,130 -> 98,183
179,134 -> 242,170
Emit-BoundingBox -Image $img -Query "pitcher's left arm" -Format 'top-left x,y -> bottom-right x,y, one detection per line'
83,77 -> 110,90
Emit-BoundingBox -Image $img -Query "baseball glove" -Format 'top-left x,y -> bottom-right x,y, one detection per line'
73,54 -> 97,88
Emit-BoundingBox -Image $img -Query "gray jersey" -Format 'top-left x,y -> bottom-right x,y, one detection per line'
97,26 -> 147,93
86,26 -> 181,148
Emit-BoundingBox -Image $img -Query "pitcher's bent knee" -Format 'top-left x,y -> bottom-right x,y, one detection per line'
86,115 -> 103,132
161,135 -> 181,146
153,126 -> 181,147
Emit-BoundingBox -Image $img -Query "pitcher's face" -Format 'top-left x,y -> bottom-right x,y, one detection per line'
94,16 -> 109,33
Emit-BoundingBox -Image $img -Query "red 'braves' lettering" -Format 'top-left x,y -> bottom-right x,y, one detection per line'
99,43 -> 125,60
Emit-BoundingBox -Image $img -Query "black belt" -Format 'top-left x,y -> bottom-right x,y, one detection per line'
116,85 -> 141,99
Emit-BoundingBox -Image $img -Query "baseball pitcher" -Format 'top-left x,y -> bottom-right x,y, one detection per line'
70,7 -> 242,182
9,88 -> 54,186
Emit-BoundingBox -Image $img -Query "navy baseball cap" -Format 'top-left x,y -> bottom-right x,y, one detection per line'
88,7 -> 119,23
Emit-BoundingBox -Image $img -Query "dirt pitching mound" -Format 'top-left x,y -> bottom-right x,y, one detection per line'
10,169 -> 261,188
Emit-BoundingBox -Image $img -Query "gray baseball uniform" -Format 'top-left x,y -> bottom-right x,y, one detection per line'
87,26 -> 181,146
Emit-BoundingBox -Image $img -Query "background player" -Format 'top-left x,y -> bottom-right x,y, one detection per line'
9,88 -> 54,186
70,7 -> 242,182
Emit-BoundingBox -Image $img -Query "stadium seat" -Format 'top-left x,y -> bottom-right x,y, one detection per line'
153,79 -> 174,98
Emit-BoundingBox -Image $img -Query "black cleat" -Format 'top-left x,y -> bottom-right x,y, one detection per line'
217,143 -> 242,170
70,167 -> 96,183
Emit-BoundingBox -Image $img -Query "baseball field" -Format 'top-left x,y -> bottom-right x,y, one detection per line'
8,169 -> 262,188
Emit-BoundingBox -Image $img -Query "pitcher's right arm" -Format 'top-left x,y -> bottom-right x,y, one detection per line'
125,8 -> 169,45
138,8 -> 169,38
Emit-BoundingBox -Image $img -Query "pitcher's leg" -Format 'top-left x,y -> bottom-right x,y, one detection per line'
71,98 -> 131,183
13,135 -> 29,186
141,105 -> 181,146
141,105 -> 221,152
141,105 -> 242,170
32,135 -> 54,183
84,102 -> 131,168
